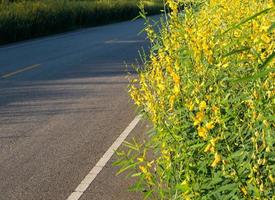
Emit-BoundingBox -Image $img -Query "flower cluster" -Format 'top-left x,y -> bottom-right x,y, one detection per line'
120,0 -> 274,199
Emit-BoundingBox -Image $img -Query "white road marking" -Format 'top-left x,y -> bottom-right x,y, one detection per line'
1,64 -> 41,78
66,115 -> 141,200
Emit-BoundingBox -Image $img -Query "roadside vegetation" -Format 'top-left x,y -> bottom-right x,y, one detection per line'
0,0 -> 162,44
115,0 -> 275,199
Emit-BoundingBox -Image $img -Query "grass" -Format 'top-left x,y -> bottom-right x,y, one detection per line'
0,0 -> 163,45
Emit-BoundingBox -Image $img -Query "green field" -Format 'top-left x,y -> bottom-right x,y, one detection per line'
0,0 -> 162,44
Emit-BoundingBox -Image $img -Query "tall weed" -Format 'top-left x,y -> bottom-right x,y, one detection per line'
116,0 -> 275,199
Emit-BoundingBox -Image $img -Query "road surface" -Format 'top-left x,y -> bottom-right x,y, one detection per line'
0,16 -> 154,200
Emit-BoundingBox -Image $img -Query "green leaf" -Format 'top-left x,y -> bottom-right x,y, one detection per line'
216,183 -> 239,193
223,188 -> 239,200
228,149 -> 245,160
131,172 -> 142,177
266,115 -> 275,121
176,183 -> 190,191
232,67 -> 275,83
123,141 -> 140,151
116,163 -> 137,175
128,179 -> 144,192
209,176 -> 224,187
151,43 -> 161,52
268,22 -> 275,33
208,183 -> 239,197
223,47 -> 251,57
259,51 -> 275,69
144,190 -> 153,199
189,142 -> 205,150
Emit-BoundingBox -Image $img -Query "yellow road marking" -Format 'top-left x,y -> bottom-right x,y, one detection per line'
1,64 -> 41,78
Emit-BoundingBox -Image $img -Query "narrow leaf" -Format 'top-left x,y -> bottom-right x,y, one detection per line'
232,67 -> 275,82
259,51 -> 275,69
223,47 -> 250,57
268,22 -> 275,33
116,163 -> 137,175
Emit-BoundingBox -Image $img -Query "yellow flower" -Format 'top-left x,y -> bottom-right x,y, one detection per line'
169,95 -> 176,110
260,183 -> 264,192
139,165 -> 148,174
174,84 -> 180,95
261,34 -> 271,43
233,30 -> 241,38
139,165 -> 153,184
181,180 -> 188,186
204,137 -> 218,153
158,82 -> 165,91
193,111 -> 205,126
137,157 -> 144,162
182,192 -> 191,200
241,186 -> 248,196
167,65 -> 173,74
199,101 -> 207,111
185,101 -> 194,111
211,153 -> 222,167
197,126 -> 208,139
206,122 -> 215,130
269,175 -> 275,183
212,105 -> 220,114
172,72 -> 180,85
206,95 -> 211,100
210,137 -> 219,146
204,143 -> 215,153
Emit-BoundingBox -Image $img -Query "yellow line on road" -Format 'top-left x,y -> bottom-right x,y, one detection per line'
1,64 -> 41,78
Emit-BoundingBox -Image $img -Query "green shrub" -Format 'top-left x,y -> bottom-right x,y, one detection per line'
116,0 -> 275,199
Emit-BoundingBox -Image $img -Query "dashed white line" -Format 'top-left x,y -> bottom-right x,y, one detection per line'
66,115 -> 141,200
1,64 -> 41,78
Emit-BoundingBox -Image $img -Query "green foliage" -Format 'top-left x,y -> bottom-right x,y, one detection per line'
115,0 -> 275,199
0,0 -> 162,44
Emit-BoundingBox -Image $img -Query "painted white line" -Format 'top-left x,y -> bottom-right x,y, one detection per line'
1,64 -> 41,78
66,115 -> 141,200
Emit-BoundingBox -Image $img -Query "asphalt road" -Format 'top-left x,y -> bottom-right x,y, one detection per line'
0,16 -> 154,200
